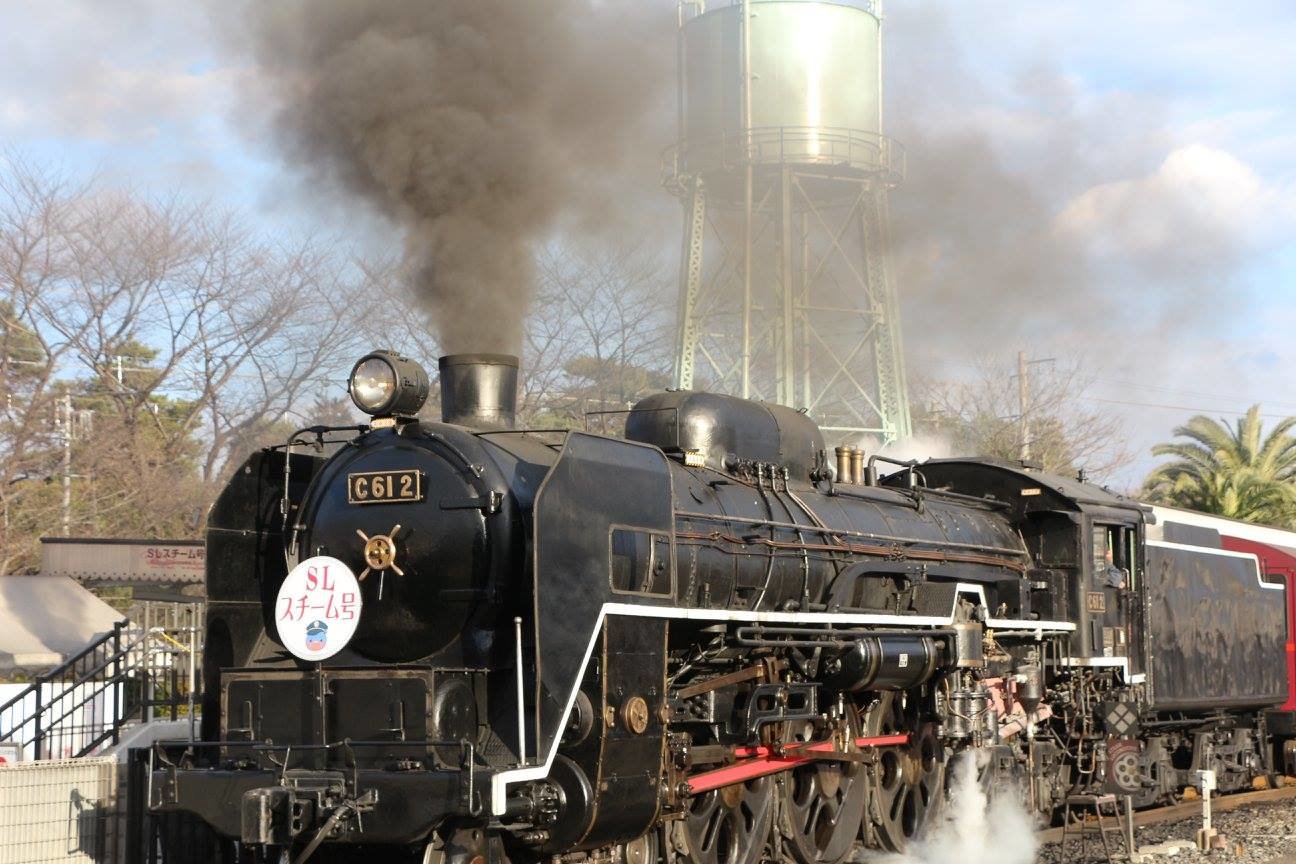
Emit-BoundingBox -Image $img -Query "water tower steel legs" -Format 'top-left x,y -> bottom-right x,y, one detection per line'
672,164 -> 912,443
674,175 -> 706,394
779,168 -> 795,407
861,186 -> 912,441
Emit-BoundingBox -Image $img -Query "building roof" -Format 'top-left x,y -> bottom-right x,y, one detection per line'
39,537 -> 204,586
0,576 -> 125,673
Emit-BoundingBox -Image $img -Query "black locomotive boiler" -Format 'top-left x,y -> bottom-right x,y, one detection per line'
139,351 -> 1295,864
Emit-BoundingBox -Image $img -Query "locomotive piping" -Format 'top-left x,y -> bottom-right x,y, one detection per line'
674,509 -> 1029,558
675,530 -> 1029,573
488,584 -> 1075,815
513,615 -> 526,765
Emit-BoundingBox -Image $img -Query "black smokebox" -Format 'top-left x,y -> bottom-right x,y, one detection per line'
438,354 -> 519,429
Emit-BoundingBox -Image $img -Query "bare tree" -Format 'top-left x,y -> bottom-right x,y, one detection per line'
0,155 -> 379,572
0,157 -> 94,573
913,355 -> 1134,482
0,157 -> 676,574
524,240 -> 673,431
182,237 -> 372,487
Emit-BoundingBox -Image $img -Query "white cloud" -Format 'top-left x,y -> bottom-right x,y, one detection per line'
1055,145 -> 1293,260
0,0 -> 244,144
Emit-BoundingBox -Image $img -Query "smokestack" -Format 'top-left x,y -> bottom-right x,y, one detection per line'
438,354 -> 519,429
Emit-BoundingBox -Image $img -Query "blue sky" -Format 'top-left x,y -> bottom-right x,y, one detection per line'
1,0 -> 1293,488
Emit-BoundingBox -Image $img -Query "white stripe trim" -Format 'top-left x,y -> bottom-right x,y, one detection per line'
488,582 -> 1072,813
1147,539 -> 1285,592
1054,657 -> 1146,685
1150,505 -> 1296,552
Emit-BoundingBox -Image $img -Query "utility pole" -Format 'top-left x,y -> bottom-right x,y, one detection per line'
1018,350 -> 1030,461
61,393 -> 72,536
1016,351 -> 1056,462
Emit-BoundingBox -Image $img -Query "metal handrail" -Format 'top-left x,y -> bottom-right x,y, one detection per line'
0,619 -> 126,715
0,611 -> 203,760
663,125 -> 905,192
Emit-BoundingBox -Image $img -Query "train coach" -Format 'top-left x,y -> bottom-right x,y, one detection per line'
132,351 -> 1295,864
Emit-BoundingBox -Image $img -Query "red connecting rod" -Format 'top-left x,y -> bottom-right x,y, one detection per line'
685,733 -> 910,795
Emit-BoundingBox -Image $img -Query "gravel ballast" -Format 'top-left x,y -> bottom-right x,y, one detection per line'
1036,798 -> 1296,864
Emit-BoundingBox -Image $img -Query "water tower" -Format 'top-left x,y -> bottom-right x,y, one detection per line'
668,0 -> 911,442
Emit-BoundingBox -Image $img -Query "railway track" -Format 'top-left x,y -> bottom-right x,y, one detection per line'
1037,784 -> 1296,844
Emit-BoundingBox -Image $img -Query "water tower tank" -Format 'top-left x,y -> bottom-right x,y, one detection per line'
680,0 -> 887,177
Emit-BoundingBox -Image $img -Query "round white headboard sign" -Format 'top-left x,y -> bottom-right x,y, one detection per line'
274,555 -> 363,661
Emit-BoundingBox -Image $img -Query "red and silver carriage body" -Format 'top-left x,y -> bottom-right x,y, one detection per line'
1148,507 -> 1296,717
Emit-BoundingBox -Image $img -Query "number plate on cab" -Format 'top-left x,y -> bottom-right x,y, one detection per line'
347,469 -> 423,505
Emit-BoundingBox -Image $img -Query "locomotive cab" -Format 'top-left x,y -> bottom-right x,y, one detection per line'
895,457 -> 1151,680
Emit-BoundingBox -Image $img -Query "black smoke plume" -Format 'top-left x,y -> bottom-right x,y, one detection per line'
241,1 -> 671,353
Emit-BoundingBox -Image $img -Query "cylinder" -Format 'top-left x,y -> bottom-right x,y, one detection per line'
835,446 -> 853,484
850,449 -> 866,487
946,688 -> 990,739
822,635 -> 940,693
438,354 -> 519,429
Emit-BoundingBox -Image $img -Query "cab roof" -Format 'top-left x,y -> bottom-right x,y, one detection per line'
897,457 -> 1149,522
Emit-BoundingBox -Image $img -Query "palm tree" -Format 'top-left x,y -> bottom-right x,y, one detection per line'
1142,405 -> 1296,526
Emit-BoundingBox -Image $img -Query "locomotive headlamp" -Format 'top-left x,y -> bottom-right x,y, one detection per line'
348,350 -> 430,418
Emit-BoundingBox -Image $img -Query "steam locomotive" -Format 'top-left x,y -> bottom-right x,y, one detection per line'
139,351 -> 1296,864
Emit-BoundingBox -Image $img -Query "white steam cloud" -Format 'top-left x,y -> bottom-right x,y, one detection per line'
876,751 -> 1039,864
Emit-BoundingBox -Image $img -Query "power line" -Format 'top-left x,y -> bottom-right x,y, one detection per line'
1085,396 -> 1296,421
923,353 -> 1296,417
1088,377 -> 1296,413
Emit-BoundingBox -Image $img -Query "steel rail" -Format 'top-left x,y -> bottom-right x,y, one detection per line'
1037,785 -> 1296,845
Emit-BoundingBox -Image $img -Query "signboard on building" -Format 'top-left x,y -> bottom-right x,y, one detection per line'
39,538 -> 205,587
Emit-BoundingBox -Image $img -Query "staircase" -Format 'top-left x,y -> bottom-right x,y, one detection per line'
0,605 -> 202,761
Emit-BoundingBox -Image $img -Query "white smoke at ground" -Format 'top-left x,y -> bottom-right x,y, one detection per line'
873,751 -> 1040,864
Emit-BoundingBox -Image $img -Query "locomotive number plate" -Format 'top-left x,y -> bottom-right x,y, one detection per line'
347,469 -> 423,505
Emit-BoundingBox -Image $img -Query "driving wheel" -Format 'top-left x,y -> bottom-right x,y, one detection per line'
778,717 -> 869,864
863,692 -> 945,852
672,775 -> 775,864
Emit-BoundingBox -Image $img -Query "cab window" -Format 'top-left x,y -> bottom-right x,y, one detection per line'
1092,524 -> 1136,589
